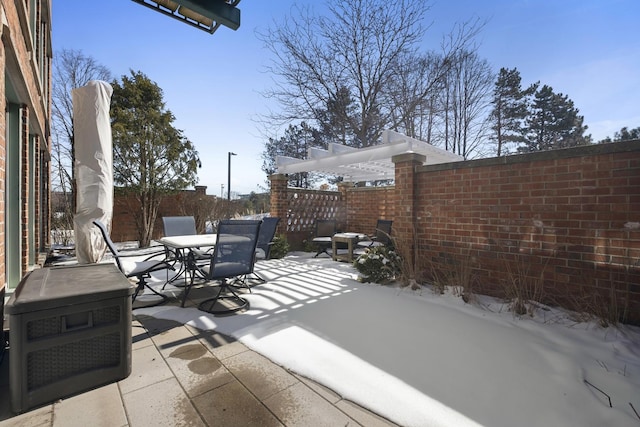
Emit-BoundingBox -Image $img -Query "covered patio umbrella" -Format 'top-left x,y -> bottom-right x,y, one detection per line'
72,80 -> 114,264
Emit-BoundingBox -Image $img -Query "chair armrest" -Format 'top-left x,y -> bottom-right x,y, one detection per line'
116,248 -> 169,262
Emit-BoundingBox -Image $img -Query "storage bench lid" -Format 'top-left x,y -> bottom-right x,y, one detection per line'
6,263 -> 134,314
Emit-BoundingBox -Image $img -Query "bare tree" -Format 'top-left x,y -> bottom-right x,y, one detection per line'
385,51 -> 445,142
433,50 -> 494,158
51,49 -> 112,237
260,0 -> 483,148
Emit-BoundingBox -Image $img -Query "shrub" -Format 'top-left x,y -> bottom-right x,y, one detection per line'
353,246 -> 402,284
269,234 -> 290,259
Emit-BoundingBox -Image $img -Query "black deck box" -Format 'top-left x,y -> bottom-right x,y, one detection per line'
6,263 -> 134,413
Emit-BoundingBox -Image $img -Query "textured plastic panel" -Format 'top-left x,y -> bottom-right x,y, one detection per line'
7,264 -> 133,413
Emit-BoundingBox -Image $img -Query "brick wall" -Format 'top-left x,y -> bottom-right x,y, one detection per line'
0,0 -> 52,291
409,141 -> 640,323
111,187 -> 216,242
270,140 -> 640,324
343,185 -> 396,235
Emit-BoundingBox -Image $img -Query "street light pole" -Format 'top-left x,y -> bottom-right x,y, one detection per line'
227,152 -> 236,201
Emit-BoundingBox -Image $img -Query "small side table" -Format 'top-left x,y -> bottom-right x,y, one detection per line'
332,233 -> 364,262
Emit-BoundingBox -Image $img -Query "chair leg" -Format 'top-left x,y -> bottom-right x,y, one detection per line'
162,249 -> 189,289
133,275 -> 168,308
314,245 -> 331,258
230,275 -> 253,292
243,272 -> 266,284
198,279 -> 249,315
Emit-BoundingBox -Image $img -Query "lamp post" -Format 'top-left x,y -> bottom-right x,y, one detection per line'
227,152 -> 236,201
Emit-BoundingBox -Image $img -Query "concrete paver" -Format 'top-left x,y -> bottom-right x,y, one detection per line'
336,400 -> 398,427
0,311 -> 400,427
118,344 -> 174,395
0,405 -> 51,427
52,383 -> 127,427
123,377 -> 205,427
224,350 -> 299,401
192,380 -> 284,427
263,381 -> 358,427
163,342 -> 236,398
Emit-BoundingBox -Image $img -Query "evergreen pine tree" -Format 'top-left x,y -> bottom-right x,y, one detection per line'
521,84 -> 590,152
489,68 -> 528,156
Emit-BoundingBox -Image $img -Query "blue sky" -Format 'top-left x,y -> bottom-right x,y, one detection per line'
53,0 -> 640,195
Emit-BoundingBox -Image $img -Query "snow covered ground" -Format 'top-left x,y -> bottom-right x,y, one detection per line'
132,251 -> 640,427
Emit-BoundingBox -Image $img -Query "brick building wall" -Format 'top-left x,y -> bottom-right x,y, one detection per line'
0,1 -> 52,294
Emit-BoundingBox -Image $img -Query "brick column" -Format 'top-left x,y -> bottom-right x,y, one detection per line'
392,153 -> 426,270
269,174 -> 289,235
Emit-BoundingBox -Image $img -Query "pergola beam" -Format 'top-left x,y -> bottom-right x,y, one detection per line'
276,130 -> 463,182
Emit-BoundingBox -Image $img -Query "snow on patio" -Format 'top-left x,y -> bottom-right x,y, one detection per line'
133,251 -> 640,427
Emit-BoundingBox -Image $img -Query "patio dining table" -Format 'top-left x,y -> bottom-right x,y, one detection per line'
158,234 -> 218,250
158,233 -> 255,308
157,234 -> 218,287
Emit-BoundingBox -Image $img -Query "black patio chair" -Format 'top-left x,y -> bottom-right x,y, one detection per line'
241,216 -> 281,284
357,219 -> 393,248
162,216 -> 210,286
162,215 -> 200,236
354,219 -> 393,257
93,220 -> 173,307
182,220 -> 261,315
312,219 -> 336,258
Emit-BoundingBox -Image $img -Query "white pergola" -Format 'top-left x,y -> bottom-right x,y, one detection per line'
276,130 -> 464,182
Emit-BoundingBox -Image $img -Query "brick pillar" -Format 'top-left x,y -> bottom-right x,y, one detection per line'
392,153 -> 426,271
270,174 -> 289,235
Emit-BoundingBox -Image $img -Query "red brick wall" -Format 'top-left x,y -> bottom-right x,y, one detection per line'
270,140 -> 640,324
111,187 -> 216,242
343,186 -> 396,235
1,0 -> 52,291
412,141 -> 640,323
